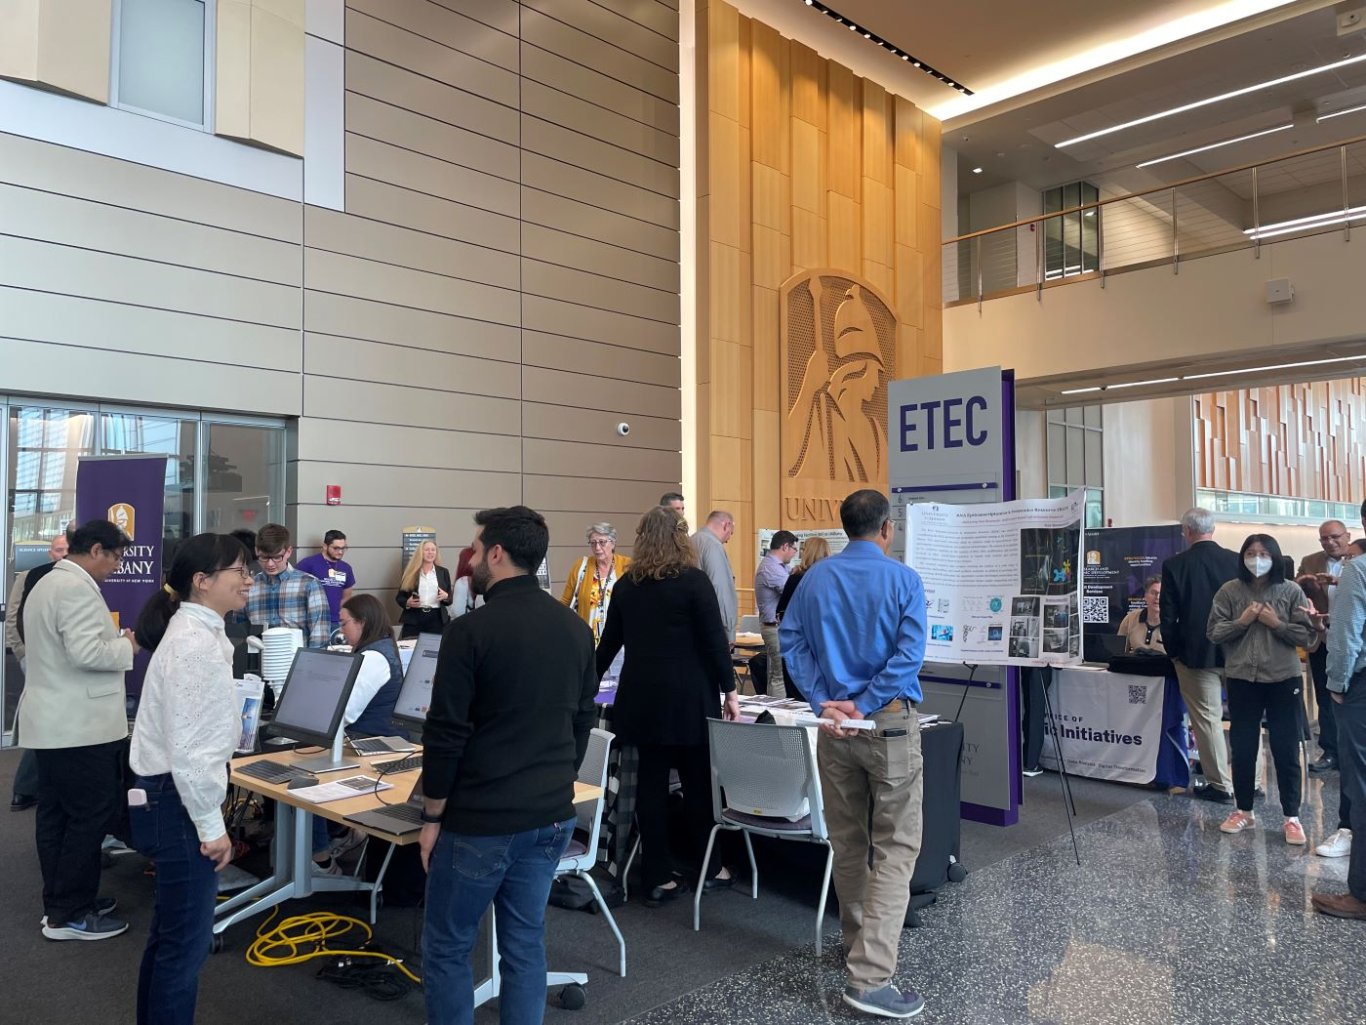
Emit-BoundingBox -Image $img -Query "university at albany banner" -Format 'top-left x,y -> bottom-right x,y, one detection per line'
76,456 -> 168,696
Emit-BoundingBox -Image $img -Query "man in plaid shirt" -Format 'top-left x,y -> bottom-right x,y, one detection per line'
241,523 -> 331,649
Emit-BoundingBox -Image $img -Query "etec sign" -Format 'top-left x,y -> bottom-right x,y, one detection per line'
887,367 -> 1006,489
898,395 -> 990,452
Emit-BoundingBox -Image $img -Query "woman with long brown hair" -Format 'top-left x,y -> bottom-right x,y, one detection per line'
596,506 -> 740,906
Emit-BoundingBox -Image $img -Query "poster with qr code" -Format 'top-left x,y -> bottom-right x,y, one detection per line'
905,490 -> 1085,667
1080,525 -> 1184,661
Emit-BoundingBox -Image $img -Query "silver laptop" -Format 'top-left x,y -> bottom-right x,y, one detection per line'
344,782 -> 425,836
349,735 -> 417,756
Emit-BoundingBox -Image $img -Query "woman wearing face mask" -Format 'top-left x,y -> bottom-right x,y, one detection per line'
1207,534 -> 1317,845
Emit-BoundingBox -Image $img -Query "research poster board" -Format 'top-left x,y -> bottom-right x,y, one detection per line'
755,527 -> 849,567
905,490 -> 1086,668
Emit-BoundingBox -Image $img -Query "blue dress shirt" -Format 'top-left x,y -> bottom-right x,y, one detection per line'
779,540 -> 927,717
753,553 -> 790,623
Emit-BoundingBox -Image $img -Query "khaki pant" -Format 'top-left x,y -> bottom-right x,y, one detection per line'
817,702 -> 923,990
1174,661 -> 1232,793
760,623 -> 784,697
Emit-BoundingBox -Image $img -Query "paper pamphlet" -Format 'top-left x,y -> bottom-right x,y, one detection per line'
289,776 -> 393,803
235,674 -> 265,754
905,490 -> 1086,668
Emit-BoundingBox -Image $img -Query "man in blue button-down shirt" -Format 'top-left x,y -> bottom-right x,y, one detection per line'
1317,501 -> 1366,919
781,490 -> 928,1018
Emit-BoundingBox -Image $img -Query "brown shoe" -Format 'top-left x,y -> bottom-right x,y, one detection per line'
1310,892 -> 1366,919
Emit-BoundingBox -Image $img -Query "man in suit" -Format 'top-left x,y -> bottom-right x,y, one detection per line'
6,531 -> 70,811
692,510 -> 737,635
16,519 -> 138,941
1160,507 -> 1240,802
1298,519 -> 1353,773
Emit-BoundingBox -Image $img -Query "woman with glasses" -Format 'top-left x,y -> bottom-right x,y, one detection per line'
561,522 -> 631,646
129,534 -> 253,1025
338,594 -> 409,741
395,540 -> 452,638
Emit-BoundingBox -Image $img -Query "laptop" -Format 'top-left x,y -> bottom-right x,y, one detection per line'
349,735 -> 417,756
344,781 -> 425,837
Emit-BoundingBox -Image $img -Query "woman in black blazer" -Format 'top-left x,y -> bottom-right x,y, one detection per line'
394,540 -> 452,638
596,506 -> 740,906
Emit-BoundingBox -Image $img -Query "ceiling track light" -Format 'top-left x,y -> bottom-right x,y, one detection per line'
801,1 -> 973,95
1317,102 -> 1366,123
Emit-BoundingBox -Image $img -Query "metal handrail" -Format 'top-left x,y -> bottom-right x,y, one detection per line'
942,130 -> 1366,246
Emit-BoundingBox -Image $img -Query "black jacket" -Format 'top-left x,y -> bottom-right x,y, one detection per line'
1160,539 -> 1241,669
422,575 -> 597,836
596,568 -> 734,747
395,564 -> 453,630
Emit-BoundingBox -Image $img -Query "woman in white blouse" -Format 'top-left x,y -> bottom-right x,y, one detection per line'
129,533 -> 252,1025
338,594 -> 409,739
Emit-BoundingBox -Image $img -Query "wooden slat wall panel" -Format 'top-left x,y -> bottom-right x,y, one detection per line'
696,1 -> 940,606
1194,381 -> 1366,503
0,0 -> 680,605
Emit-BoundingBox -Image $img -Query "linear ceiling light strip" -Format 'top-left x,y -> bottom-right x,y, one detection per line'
802,0 -> 973,95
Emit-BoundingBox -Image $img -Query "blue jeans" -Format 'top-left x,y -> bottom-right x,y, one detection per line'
423,819 -> 574,1025
1338,680 -> 1366,901
129,774 -> 220,1025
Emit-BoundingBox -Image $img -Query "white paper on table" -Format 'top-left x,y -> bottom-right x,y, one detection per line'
234,675 -> 265,754
288,775 -> 394,803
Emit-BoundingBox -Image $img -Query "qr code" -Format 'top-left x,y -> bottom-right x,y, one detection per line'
1128,685 -> 1148,705
1081,596 -> 1110,624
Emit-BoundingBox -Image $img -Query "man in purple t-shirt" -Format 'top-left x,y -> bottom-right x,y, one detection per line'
296,530 -> 356,629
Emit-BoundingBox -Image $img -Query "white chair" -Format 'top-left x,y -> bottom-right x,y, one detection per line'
693,719 -> 833,953
554,727 -> 626,978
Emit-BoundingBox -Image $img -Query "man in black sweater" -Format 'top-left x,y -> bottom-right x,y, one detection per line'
419,505 -> 597,1025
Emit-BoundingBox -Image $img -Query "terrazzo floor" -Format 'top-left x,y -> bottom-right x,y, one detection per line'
622,773 -> 1362,1025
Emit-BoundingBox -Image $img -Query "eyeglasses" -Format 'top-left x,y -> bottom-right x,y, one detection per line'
1321,533 -> 1347,543
217,565 -> 252,579
338,616 -> 357,628
587,539 -> 612,547
256,552 -> 288,565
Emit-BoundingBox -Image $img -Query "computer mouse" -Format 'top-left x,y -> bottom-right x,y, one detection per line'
287,774 -> 319,790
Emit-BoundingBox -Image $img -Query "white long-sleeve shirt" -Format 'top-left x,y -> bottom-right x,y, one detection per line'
343,649 -> 393,730
130,602 -> 239,843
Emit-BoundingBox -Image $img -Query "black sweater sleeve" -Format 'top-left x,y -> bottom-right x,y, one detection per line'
421,620 -> 476,799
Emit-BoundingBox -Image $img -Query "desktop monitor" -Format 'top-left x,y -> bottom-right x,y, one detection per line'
394,632 -> 443,729
265,648 -> 362,772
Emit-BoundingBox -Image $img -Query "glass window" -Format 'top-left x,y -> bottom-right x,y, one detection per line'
1043,181 -> 1101,279
114,0 -> 210,128
204,423 -> 285,537
9,405 -> 94,555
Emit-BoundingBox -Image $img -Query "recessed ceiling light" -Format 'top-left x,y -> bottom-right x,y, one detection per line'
971,167 -> 983,174
1135,123 -> 1294,168
1060,386 -> 1103,395
1057,51 -> 1366,148
1243,204 -> 1366,240
1317,102 -> 1366,123
1107,377 -> 1180,390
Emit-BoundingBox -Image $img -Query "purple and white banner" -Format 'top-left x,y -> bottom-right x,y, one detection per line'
76,455 -> 168,697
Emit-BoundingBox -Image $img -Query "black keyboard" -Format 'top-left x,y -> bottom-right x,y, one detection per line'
237,760 -> 313,785
373,754 -> 423,775
375,802 -> 424,824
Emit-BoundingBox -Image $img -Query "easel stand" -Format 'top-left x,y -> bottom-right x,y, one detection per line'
1038,667 -> 1082,866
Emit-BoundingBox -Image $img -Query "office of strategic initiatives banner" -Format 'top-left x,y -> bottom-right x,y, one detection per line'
76,455 -> 168,697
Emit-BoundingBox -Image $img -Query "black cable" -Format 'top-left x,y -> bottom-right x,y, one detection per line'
952,664 -> 978,724
315,959 -> 414,1001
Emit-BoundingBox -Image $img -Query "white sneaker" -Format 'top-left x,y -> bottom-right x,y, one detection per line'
101,835 -> 135,856
328,826 -> 367,860
1315,828 -> 1353,858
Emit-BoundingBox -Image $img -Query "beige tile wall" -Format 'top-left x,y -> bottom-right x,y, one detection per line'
0,0 -> 682,605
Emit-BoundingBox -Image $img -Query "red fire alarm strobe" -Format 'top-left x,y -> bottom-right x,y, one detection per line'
326,485 -> 342,506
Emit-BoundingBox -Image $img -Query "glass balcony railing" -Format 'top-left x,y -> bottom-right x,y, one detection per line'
943,133 -> 1366,306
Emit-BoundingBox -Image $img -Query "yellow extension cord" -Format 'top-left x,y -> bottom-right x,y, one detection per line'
245,907 -> 422,985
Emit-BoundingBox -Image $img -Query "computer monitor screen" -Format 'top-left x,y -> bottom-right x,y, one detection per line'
394,632 -> 443,727
267,648 -> 361,749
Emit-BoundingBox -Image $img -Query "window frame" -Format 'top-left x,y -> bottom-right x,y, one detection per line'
109,0 -> 217,133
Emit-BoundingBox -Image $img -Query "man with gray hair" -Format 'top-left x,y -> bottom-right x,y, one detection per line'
1160,507 -> 1240,802
692,511 -> 737,635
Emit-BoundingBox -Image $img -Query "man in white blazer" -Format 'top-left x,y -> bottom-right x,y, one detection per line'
16,519 -> 139,941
